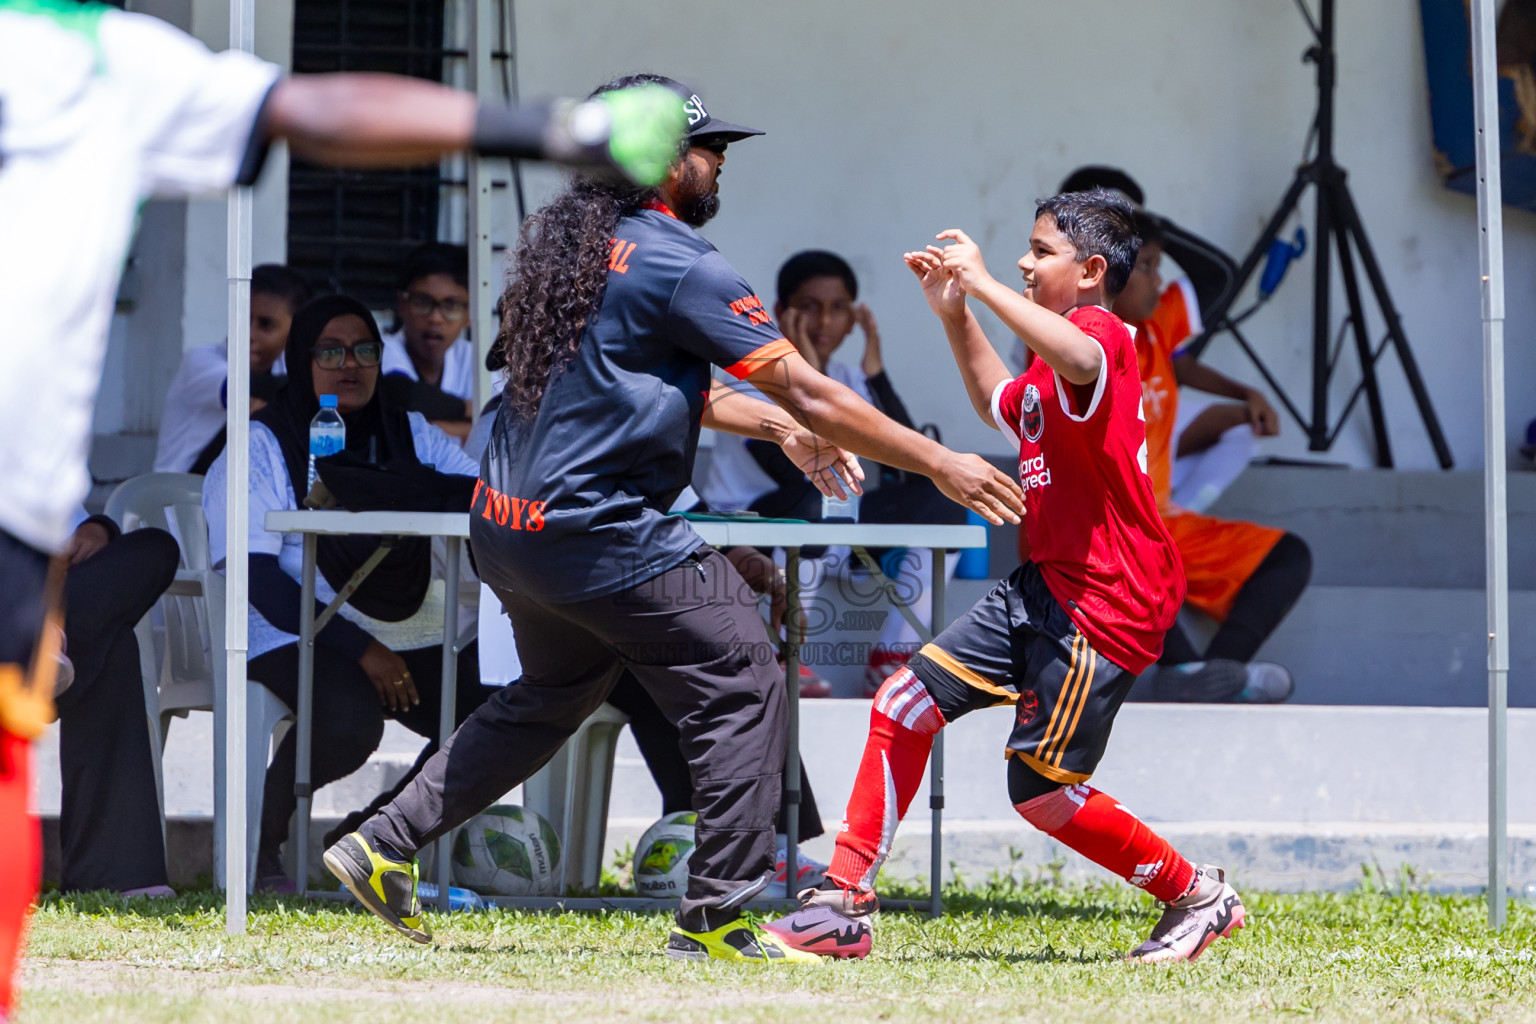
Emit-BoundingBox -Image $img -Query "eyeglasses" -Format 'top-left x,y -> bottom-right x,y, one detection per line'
695,138 -> 729,156
313,341 -> 383,370
403,290 -> 468,320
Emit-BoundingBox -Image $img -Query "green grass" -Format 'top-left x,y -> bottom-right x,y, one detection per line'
17,878 -> 1536,1023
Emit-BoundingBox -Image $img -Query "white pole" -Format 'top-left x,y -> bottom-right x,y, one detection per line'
468,0 -> 497,415
225,0 -> 255,935
1471,0 -> 1510,929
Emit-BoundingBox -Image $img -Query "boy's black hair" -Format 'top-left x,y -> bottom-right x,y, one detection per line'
397,241 -> 469,291
777,249 -> 858,305
1131,209 -> 1164,248
250,264 -> 312,312
1034,188 -> 1141,298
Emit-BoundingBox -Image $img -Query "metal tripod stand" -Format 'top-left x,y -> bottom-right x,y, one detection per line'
1187,0 -> 1453,468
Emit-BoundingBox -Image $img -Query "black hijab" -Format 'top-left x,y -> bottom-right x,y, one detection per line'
255,295 -> 429,621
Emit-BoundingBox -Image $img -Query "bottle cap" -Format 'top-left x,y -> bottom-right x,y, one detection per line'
319,394 -> 338,409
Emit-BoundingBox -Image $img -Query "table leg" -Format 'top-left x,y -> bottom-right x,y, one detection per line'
929,548 -> 946,919
435,537 -> 461,912
294,533 -> 318,894
782,548 -> 800,897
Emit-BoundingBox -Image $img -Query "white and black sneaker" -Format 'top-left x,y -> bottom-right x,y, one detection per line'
1128,864 -> 1246,963
1234,661 -> 1294,703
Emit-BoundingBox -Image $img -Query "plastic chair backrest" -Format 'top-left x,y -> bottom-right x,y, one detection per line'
106,473 -> 220,711
106,473 -> 211,570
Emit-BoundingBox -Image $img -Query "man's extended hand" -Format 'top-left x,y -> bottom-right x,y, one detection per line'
932,451 -> 1024,525
781,427 -> 864,500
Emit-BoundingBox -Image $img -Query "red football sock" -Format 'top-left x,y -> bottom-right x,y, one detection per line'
1016,783 -> 1195,903
827,669 -> 944,891
0,731 -> 40,1019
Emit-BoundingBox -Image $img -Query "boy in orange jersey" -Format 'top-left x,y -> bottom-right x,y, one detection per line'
1119,211 -> 1312,703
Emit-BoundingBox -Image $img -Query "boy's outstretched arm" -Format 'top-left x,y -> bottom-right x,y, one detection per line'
934,230 -> 1103,386
903,250 -> 1011,427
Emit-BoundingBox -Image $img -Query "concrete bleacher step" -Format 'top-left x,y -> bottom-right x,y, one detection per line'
1248,585 -> 1536,706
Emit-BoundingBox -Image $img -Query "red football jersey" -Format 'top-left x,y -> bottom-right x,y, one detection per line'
991,305 -> 1185,673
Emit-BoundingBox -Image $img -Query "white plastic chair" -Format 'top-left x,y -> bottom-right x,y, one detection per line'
522,702 -> 630,894
106,473 -> 293,891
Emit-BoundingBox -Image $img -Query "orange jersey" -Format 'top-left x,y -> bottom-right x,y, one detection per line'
1132,280 -> 1283,621
1134,278 -> 1200,509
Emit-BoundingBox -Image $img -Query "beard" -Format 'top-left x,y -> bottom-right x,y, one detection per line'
675,161 -> 721,227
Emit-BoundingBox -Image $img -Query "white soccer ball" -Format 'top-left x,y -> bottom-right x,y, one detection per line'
633,811 -> 697,897
450,804 -> 562,897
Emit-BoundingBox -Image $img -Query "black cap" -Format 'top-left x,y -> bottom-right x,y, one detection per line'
1059,166 -> 1145,206
657,77 -> 764,143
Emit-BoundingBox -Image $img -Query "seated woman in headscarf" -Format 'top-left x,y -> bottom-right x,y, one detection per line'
204,294 -> 490,891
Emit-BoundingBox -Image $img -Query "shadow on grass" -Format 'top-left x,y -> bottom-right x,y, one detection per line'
883,939 -> 1118,965
38,889 -> 353,923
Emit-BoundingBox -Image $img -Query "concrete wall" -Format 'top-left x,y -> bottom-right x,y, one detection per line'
92,0 -> 293,448
504,0 -> 1533,471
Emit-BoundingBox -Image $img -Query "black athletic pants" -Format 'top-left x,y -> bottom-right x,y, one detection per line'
0,529 -> 48,668
1160,532 -> 1313,665
55,528 -> 179,892
366,546 -> 786,930
605,671 -> 821,840
248,640 -> 488,870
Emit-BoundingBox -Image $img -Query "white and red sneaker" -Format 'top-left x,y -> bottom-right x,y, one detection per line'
762,884 -> 877,959
1127,864 -> 1246,962
797,664 -> 832,699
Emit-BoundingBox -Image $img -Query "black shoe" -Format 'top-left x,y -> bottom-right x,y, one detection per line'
1152,660 -> 1247,702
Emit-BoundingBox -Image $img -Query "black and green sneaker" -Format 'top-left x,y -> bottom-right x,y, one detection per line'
665,915 -> 819,964
323,832 -> 431,944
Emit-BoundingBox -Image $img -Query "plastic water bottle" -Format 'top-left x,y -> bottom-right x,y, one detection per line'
955,509 -> 992,579
821,489 -> 859,522
415,881 -> 487,912
307,394 -> 345,492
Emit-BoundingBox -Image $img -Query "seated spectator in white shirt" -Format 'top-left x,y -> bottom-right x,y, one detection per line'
153,264 -> 312,474
203,294 -> 489,891
380,242 -> 476,441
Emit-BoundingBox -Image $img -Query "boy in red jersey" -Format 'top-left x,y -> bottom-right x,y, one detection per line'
765,190 -> 1246,963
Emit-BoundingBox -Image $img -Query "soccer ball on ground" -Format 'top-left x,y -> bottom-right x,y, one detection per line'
450,804 -> 562,897
633,811 -> 696,897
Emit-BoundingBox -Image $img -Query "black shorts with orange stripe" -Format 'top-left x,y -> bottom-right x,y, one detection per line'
905,561 -> 1135,786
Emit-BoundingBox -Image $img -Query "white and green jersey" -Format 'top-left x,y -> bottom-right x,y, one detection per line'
0,0 -> 278,552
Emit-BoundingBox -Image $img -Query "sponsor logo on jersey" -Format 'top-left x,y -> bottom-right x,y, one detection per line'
1019,452 -> 1051,492
728,293 -> 773,326
1020,383 -> 1044,442
472,479 -> 546,533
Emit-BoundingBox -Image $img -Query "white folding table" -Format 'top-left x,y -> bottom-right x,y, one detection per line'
265,510 -> 985,916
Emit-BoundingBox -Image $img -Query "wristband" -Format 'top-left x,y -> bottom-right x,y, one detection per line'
471,85 -> 685,187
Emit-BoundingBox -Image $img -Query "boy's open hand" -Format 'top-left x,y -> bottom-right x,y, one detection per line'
933,229 -> 993,294
904,250 -> 967,321
933,451 -> 1024,525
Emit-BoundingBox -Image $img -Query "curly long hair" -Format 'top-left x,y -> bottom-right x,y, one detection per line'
496,73 -> 677,418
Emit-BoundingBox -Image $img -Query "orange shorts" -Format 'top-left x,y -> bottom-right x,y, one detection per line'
1164,509 -> 1284,622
